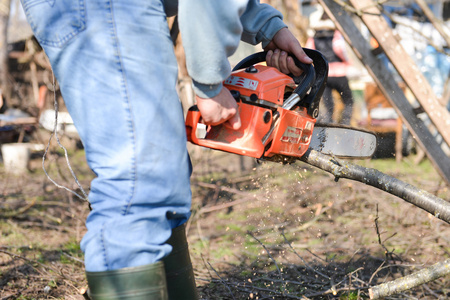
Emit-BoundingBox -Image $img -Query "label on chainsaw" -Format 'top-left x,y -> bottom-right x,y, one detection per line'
280,127 -> 302,144
225,76 -> 259,90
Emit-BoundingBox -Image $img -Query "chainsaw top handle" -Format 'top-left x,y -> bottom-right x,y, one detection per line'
232,49 -> 328,119
232,51 -> 314,85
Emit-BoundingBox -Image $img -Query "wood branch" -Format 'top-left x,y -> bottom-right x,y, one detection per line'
29,60 -> 39,105
193,181 -> 253,213
199,198 -> 250,214
247,230 -> 288,296
0,117 -> 38,126
0,247 -> 79,284
207,262 -> 237,300
443,76 -> 450,108
8,50 -> 32,60
194,181 -> 251,196
0,197 -> 36,218
299,149 -> 450,224
368,259 -> 450,299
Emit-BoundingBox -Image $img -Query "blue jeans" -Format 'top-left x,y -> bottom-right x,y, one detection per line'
21,0 -> 192,272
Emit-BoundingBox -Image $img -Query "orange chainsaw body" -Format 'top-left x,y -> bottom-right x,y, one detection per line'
185,64 -> 317,159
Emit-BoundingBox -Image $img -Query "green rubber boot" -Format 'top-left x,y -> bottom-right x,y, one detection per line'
163,224 -> 199,300
85,261 -> 168,300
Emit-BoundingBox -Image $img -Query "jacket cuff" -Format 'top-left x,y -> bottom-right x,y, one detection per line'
192,80 -> 223,99
260,18 -> 287,48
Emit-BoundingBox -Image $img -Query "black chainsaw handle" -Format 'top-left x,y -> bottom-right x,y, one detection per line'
232,49 -> 328,118
298,48 -> 328,118
232,51 -> 314,86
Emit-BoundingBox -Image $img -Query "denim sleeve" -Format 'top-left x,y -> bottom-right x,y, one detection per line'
178,0 -> 286,98
240,1 -> 287,48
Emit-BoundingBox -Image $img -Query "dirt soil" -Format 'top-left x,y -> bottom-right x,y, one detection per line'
0,132 -> 449,299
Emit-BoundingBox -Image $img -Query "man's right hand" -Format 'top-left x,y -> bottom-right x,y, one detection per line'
196,87 -> 241,130
265,28 -> 313,77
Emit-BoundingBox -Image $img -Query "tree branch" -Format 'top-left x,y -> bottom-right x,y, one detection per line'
299,149 -> 450,224
368,258 -> 450,299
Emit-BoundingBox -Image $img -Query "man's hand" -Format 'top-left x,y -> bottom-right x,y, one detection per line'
195,28 -> 309,130
265,28 -> 313,76
196,87 -> 241,130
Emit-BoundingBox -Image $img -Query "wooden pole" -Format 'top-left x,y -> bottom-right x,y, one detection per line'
348,0 -> 450,148
318,0 -> 450,184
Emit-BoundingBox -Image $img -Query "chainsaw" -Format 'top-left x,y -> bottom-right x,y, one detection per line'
185,48 -> 376,162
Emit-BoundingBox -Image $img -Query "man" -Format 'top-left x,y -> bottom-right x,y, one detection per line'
19,0 -> 311,298
306,14 -> 354,125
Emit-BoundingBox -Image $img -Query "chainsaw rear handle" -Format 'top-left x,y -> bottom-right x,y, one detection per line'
185,105 -> 204,145
185,104 -> 268,158
185,106 -> 226,149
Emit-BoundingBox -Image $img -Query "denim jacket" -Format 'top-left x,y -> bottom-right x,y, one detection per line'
167,0 -> 286,98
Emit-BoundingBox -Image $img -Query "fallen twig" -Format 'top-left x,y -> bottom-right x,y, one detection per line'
279,205 -> 332,238
303,286 -> 367,299
199,197 -> 251,214
0,248 -> 51,274
221,280 -> 306,299
281,230 -> 331,280
206,261 -> 236,300
61,251 -> 85,264
247,230 -> 288,296
0,277 -> 30,300
193,181 -> 255,213
194,181 -> 251,196
368,258 -> 450,299
0,248 -> 78,284
0,197 -> 36,218
374,205 -> 398,263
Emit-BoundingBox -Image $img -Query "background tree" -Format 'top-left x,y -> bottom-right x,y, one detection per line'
0,0 -> 11,106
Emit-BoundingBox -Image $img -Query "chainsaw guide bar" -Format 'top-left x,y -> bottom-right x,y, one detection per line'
310,124 -> 377,158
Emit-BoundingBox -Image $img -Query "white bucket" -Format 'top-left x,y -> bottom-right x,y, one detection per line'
1,143 -> 31,175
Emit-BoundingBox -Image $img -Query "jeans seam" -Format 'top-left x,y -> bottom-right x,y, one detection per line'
107,0 -> 137,217
100,225 -> 108,269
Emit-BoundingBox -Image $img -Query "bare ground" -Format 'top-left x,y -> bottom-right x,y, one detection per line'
0,132 -> 449,299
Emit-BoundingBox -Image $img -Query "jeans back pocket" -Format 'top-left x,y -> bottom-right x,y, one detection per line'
21,0 -> 86,48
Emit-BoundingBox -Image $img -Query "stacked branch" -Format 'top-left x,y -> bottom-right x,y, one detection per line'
369,258 -> 450,299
